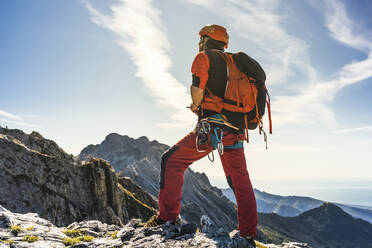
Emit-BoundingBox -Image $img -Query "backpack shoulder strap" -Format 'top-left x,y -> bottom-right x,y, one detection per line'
203,49 -> 231,95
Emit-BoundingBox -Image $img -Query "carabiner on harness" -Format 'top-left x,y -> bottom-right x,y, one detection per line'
196,120 -> 211,153
214,128 -> 224,155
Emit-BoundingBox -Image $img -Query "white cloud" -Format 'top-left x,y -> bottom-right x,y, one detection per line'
277,0 -> 372,127
334,126 -> 372,134
85,0 -> 195,128
325,0 -> 372,52
0,118 -> 38,128
0,109 -> 22,120
0,110 -> 38,128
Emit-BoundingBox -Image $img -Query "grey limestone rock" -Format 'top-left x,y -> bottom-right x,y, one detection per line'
117,225 -> 135,241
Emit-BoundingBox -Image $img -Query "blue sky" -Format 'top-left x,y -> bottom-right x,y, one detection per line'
1,0 -> 372,205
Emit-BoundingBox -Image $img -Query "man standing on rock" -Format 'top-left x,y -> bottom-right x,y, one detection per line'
145,24 -> 262,248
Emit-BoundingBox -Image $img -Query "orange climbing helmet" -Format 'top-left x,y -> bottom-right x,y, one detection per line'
199,24 -> 229,48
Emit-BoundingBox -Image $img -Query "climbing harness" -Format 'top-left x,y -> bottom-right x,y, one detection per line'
195,114 -> 247,161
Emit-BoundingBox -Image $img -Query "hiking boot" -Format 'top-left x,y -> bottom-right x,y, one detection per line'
143,215 -> 181,228
244,237 -> 257,248
143,215 -> 166,227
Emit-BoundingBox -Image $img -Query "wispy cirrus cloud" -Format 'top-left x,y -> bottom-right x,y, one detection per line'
0,109 -> 38,128
275,4 -> 372,127
0,118 -> 38,128
0,109 -> 22,121
334,126 -> 372,134
283,0 -> 372,127
325,0 -> 372,52
321,0 -> 372,97
85,0 -> 194,128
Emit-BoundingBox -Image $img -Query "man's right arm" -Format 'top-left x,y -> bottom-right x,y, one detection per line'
190,86 -> 204,113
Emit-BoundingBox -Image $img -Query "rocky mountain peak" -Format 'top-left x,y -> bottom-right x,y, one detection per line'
258,202 -> 372,247
300,202 -> 350,220
101,133 -> 132,151
30,131 -> 43,139
78,133 -> 168,173
137,135 -> 149,144
0,126 -> 68,159
101,133 -> 150,150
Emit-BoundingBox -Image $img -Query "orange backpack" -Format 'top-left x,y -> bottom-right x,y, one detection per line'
201,50 -> 272,143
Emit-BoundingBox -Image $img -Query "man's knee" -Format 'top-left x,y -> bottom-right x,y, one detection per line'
226,175 -> 235,192
160,146 -> 179,189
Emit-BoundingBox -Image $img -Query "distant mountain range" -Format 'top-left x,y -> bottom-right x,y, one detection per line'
221,188 -> 372,224
258,202 -> 372,248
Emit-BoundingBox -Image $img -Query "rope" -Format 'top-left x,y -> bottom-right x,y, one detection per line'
199,117 -> 239,131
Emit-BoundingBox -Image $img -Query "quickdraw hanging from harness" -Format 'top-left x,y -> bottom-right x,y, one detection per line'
195,120 -> 211,153
200,115 -> 239,156
195,120 -> 215,162
214,127 -> 224,155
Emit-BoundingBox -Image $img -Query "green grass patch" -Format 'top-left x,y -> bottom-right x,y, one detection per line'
26,226 -> 34,231
10,225 -> 23,235
82,235 -> 94,242
62,229 -> 82,237
63,237 -> 81,246
62,235 -> 94,246
22,235 -> 39,242
0,240 -> 15,244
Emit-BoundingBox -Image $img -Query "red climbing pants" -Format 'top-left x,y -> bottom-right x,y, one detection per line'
158,131 -> 257,238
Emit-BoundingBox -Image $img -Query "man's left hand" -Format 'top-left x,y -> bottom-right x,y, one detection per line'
189,103 -> 199,115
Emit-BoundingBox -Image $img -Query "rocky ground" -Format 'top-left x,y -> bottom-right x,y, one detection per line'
0,205 -> 311,248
